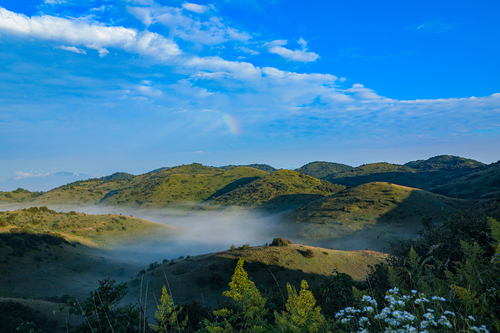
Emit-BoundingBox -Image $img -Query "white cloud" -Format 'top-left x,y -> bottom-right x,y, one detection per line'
14,171 -> 52,180
56,45 -> 87,54
268,45 -> 319,62
127,6 -> 153,26
267,39 -> 319,62
44,0 -> 67,4
127,4 -> 251,45
182,2 -> 209,14
0,7 -> 181,59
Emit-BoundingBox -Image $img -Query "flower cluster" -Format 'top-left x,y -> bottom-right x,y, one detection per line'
333,288 -> 489,333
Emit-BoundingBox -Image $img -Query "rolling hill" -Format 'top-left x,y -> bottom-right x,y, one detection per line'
12,164 -> 269,209
99,166 -> 269,209
279,182 -> 469,251
129,243 -> 387,307
198,169 -> 345,211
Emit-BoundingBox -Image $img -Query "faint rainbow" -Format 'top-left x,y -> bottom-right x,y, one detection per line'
221,113 -> 241,135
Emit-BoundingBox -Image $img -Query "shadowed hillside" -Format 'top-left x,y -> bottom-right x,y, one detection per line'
128,243 -> 387,308
321,156 -> 491,199
427,160 -> 500,199
0,207 -> 178,306
322,162 -> 418,188
197,169 -> 345,212
296,161 -> 353,179
279,182 -> 469,252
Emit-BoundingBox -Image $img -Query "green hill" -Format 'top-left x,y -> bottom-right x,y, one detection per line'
279,182 -> 468,251
130,243 -> 387,307
0,188 -> 43,205
99,166 -> 269,209
0,206 -> 177,248
100,172 -> 135,181
199,169 -> 345,211
10,164 -> 268,209
405,155 -> 485,171
0,207 -> 177,301
296,161 -> 353,179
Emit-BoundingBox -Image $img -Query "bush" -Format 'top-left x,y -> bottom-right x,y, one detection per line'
303,249 -> 314,258
271,238 -> 292,247
0,300 -> 57,332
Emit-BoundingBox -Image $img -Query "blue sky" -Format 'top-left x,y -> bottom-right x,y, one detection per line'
0,0 -> 499,190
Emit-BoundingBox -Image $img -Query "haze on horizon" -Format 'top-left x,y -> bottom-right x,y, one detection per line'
1,0 -> 499,186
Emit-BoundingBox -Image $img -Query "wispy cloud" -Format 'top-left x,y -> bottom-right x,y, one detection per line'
267,39 -> 319,62
182,2 -> 209,14
55,45 -> 87,54
127,3 -> 251,45
415,20 -> 453,33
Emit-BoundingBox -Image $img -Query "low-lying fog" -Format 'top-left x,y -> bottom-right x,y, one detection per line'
1,203 -> 405,270
80,206 -> 285,264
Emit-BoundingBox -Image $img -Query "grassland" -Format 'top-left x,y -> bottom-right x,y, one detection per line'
130,243 -> 387,307
14,164 -> 269,209
198,169 -> 345,211
279,182 -> 469,251
100,166 -> 270,209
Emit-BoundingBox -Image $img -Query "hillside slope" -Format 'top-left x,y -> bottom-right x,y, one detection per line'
0,208 -> 177,301
427,161 -> 500,199
20,164 -> 268,209
198,169 -> 345,211
100,166 -> 269,208
279,182 -> 468,251
323,163 -> 418,188
130,243 -> 387,307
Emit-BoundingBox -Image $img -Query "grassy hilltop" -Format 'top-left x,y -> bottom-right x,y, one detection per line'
198,169 -> 345,211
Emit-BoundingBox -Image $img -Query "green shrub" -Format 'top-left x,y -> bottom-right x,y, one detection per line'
271,237 -> 292,247
303,249 -> 314,258
0,300 -> 57,333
